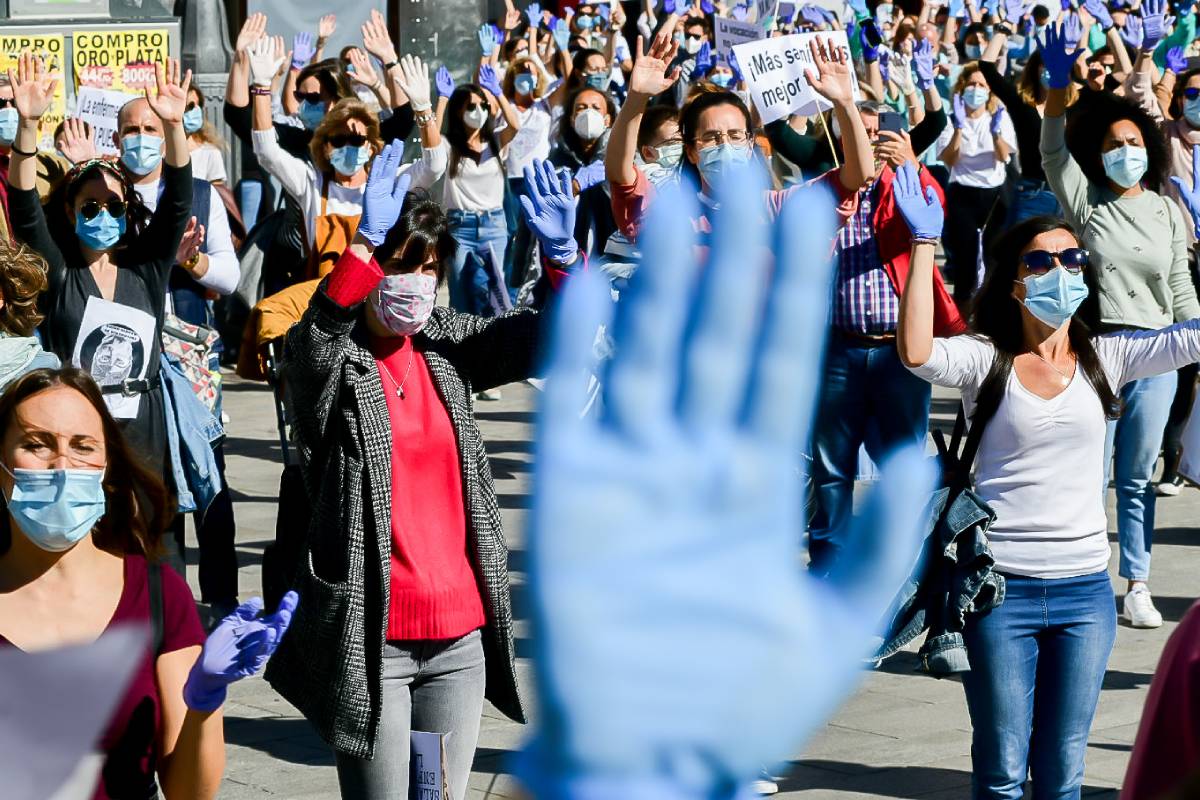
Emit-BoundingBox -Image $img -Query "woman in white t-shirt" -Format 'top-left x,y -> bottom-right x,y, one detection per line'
183,86 -> 227,184
890,161 -> 1200,799
501,55 -> 554,294
937,61 -> 1018,309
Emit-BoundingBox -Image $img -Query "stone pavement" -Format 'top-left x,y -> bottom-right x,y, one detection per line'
192,374 -> 1199,799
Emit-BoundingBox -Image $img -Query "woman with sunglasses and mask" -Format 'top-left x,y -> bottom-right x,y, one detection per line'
1041,23 -> 1199,629
267,145 -> 579,799
893,160 -> 1200,798
6,54 -> 191,474
0,366 -> 296,800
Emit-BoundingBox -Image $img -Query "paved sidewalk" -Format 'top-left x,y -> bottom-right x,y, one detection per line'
193,376 -> 1198,799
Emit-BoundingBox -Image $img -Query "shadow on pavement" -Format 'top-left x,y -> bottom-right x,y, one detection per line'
1102,670 -> 1153,691
224,716 -> 334,766
783,760 -> 1118,798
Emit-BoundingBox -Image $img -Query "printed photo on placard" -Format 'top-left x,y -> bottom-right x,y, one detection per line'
70,296 -> 156,420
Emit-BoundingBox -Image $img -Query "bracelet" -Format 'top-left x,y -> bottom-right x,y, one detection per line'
9,143 -> 36,157
250,86 -> 272,96
912,236 -> 941,246
183,251 -> 202,271
383,60 -> 399,72
414,111 -> 436,127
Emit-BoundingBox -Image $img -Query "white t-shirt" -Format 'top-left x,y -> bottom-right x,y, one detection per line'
910,322 -> 1200,578
189,143 -> 227,184
936,108 -> 1017,189
427,139 -> 505,212
502,100 -> 553,176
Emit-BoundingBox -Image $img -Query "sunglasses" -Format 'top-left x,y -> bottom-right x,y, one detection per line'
79,198 -> 128,221
328,133 -> 368,148
293,91 -> 323,105
0,98 -> 13,109
1185,87 -> 1200,100
186,101 -> 200,111
1021,248 -> 1089,275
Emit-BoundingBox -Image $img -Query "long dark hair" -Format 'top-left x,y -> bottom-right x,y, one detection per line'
445,84 -> 503,178
0,368 -> 172,557
971,216 -> 1121,420
49,158 -> 152,260
1065,90 -> 1170,192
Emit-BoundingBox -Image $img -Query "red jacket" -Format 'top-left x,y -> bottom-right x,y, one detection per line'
825,165 -> 967,338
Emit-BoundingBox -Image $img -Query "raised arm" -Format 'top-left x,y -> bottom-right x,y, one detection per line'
607,29 -> 681,187
6,53 -> 64,273
893,161 -> 945,368
141,59 -> 195,267
1040,21 -> 1092,227
806,37 -> 873,191
225,13 -> 265,111
478,64 -> 521,148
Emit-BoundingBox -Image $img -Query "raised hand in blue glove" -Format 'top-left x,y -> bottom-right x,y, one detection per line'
729,49 -> 746,84
1170,144 -> 1200,239
1003,0 -> 1027,24
732,2 -> 751,20
573,159 -> 607,192
357,141 -> 414,246
435,65 -> 455,98
1063,9 -> 1084,47
552,17 -> 572,51
1141,0 -> 1173,50
520,159 -> 578,264
478,63 -> 503,97
292,31 -> 316,71
913,37 -> 937,89
695,40 -> 714,74
1083,0 -> 1113,28
893,161 -> 944,239
478,23 -> 497,55
664,0 -> 682,13
1044,19 -> 1086,88
989,106 -> 1006,137
800,4 -> 827,28
1120,13 -> 1145,48
598,3 -> 611,22
879,48 -> 891,84
860,19 -> 882,61
183,592 -> 299,712
951,93 -> 968,128
513,165 -> 935,796
1167,44 -> 1189,73
526,1 -> 542,27
984,0 -> 1002,20
701,0 -> 716,13
1061,0 -> 1072,9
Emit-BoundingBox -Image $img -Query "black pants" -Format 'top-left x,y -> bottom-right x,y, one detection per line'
170,444 -> 239,605
944,183 -> 1005,310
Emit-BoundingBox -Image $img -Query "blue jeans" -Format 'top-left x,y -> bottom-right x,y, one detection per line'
447,208 -> 511,316
1006,181 -> 1063,227
1103,371 -> 1176,581
808,336 -> 931,570
237,178 -> 264,229
962,571 -> 1116,800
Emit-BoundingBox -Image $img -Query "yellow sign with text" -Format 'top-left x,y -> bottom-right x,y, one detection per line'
73,28 -> 169,94
0,33 -> 66,152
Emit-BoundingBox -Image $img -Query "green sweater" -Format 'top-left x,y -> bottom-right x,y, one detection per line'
1041,114 -> 1200,330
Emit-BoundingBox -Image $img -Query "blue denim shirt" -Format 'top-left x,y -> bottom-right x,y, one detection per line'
161,353 -> 224,514
873,484 -> 1006,675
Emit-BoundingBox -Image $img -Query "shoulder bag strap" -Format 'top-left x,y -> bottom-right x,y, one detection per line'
954,355 -> 1009,490
147,560 -> 164,655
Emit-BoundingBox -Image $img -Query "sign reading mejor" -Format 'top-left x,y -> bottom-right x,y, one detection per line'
73,29 -> 169,93
0,32 -> 66,151
732,31 -> 859,124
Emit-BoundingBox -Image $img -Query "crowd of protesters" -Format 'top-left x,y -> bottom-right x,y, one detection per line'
1,0 -> 1200,798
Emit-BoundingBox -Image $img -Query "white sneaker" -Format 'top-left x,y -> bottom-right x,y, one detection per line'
1156,477 -> 1184,497
749,771 -> 779,795
475,388 -> 503,401
1123,585 -> 1164,629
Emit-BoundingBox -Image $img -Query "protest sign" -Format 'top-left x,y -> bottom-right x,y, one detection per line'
76,86 -> 140,156
732,31 -> 859,124
0,31 -> 66,151
714,16 -> 765,60
409,731 -> 451,800
73,28 -> 169,93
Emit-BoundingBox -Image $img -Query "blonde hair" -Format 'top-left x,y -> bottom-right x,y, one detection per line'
309,99 -> 383,175
504,56 -> 550,100
953,61 -> 1001,114
0,238 -> 49,336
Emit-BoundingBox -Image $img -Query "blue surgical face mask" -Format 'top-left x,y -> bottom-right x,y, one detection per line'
1101,144 -> 1148,189
1020,267 -> 1089,329
1,463 -> 107,552
962,85 -> 990,109
329,144 -> 371,177
0,108 -> 18,145
655,142 -> 683,168
75,208 -> 127,251
710,72 -> 734,88
965,43 -> 983,60
298,99 -> 326,131
120,133 -> 163,176
1185,96 -> 1200,128
577,14 -> 595,29
697,142 -> 753,186
585,72 -> 609,91
182,106 -> 204,134
515,73 -> 537,96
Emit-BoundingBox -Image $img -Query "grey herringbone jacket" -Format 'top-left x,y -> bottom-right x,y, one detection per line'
265,284 -> 534,759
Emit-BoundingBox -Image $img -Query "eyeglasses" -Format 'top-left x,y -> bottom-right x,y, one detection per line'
293,91 -> 323,105
685,34 -> 704,41
464,102 -> 487,112
694,129 -> 752,147
1185,87 -> 1200,100
328,133 -> 368,148
78,198 -> 128,221
1021,248 -> 1089,275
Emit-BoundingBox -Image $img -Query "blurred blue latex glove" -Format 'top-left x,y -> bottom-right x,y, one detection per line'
664,0 -> 683,13
527,2 -> 542,27
184,592 -> 299,712
1167,44 -> 1189,73
949,0 -> 967,17
1170,144 -> 1200,239
512,165 -> 936,795
893,161 -> 944,239
1142,0 -> 1173,49
860,19 -> 882,61
732,2 -> 752,20
1044,19 -> 1086,87
984,0 -> 1001,19
553,18 -> 572,51
879,48 -> 891,85
478,24 -> 497,55
729,50 -> 746,84
913,37 -> 936,89
1084,0 -> 1113,28
292,31 -> 316,71
478,63 -> 503,97
990,106 -> 1006,137
800,4 -> 827,28
358,141 -> 413,246
1003,0 -> 1027,24
1121,13 -> 1145,48
520,159 -> 579,264
435,65 -> 455,98
1063,10 -> 1084,47
849,0 -> 871,19
695,40 -> 714,74
598,3 -> 611,22
702,0 -> 716,13
572,159 -> 606,192
951,94 -> 968,128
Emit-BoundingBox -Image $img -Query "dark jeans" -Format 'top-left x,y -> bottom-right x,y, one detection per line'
944,183 -> 1005,310
170,444 -> 239,606
808,335 -> 931,571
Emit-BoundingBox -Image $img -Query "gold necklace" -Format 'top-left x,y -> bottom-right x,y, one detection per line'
1031,351 -> 1074,387
378,346 -> 415,399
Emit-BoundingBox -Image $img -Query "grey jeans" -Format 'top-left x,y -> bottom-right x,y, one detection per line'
333,629 -> 486,800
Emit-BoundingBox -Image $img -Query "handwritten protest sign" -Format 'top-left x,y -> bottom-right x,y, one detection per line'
0,31 -> 66,151
732,31 -> 859,124
714,16 -> 764,60
73,28 -> 169,93
410,731 -> 451,800
76,86 -> 140,156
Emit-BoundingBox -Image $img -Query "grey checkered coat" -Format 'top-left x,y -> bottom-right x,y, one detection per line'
265,285 -> 533,759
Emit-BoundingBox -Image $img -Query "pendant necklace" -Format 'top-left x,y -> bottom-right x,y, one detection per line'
378,345 -> 415,399
1032,351 -> 1073,387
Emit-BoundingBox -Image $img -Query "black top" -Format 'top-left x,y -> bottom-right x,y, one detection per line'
979,60 -> 1043,183
9,161 -> 193,472
222,100 -> 417,163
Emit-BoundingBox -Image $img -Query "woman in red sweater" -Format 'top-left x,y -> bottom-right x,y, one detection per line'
266,144 -> 580,799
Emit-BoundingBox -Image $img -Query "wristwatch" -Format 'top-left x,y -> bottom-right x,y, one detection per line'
183,251 -> 202,272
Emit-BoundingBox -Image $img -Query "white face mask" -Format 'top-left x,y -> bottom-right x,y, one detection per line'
684,36 -> 703,55
463,106 -> 489,130
369,272 -> 438,337
573,108 -> 607,141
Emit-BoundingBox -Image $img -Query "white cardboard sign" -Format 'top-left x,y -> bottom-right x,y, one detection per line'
75,86 -> 140,156
732,31 -> 859,124
714,16 -> 765,60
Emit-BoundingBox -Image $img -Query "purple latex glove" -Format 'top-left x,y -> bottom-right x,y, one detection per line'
879,49 -> 891,84
729,50 -> 746,84
1083,0 -> 1113,29
574,160 -> 606,192
292,31 -> 316,71
695,40 -> 714,74
521,159 -> 579,263
989,106 -> 1006,137
358,141 -> 414,246
1141,0 -> 1172,50
732,3 -> 752,21
952,94 -> 968,128
491,23 -> 506,45
1020,15 -> 1035,34
860,19 -> 882,62
479,63 -> 502,97
701,0 -> 716,13
478,24 -> 498,55
526,2 -> 542,27
799,4 -> 826,28
598,3 -> 611,22
183,592 -> 299,712
1061,0 -> 1073,10
1044,19 -> 1087,87
1120,14 -> 1144,47
1167,44 -> 1189,73
1003,0 -> 1027,24
664,0 -> 682,13
1063,12 -> 1084,49
435,65 -> 455,98
913,38 -> 936,89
